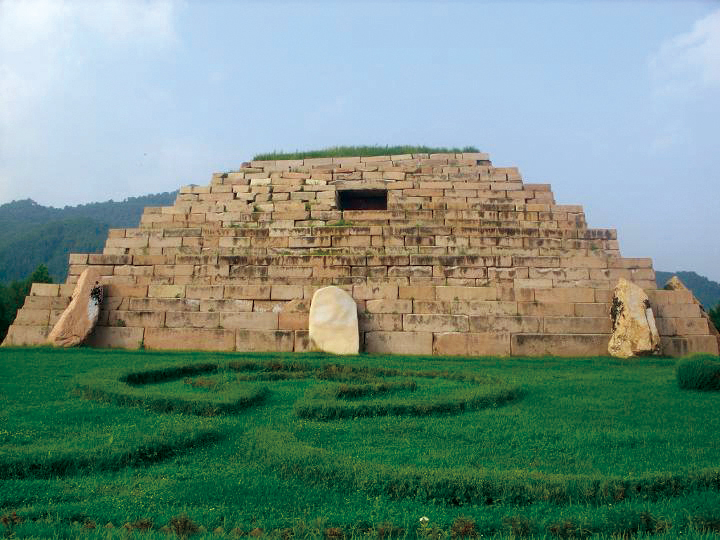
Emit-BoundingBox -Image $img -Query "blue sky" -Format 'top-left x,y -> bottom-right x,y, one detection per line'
1,0 -> 718,280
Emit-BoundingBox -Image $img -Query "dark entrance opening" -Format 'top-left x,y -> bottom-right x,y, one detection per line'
337,189 -> 388,211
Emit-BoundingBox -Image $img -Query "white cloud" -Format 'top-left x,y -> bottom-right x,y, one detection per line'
650,8 -> 720,95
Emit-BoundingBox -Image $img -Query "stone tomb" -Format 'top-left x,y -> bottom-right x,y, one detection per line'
3,152 -> 718,356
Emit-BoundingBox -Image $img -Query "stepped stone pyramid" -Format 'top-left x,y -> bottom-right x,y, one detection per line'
4,152 -> 718,356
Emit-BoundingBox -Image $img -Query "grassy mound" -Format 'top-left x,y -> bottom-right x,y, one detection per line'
677,355 -> 720,391
252,145 -> 480,161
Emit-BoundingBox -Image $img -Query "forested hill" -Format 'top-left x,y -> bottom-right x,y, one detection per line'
0,192 -> 177,284
655,271 -> 720,310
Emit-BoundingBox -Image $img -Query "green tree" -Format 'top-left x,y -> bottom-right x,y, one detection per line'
0,264 -> 53,342
709,302 -> 720,332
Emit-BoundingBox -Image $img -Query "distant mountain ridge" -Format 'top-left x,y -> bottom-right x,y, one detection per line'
0,192 -> 177,283
655,270 -> 720,310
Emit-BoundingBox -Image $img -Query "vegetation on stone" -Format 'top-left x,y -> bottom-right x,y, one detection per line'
252,145 -> 481,161
2,347 -> 720,538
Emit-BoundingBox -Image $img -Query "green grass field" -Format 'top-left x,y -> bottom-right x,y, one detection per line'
1,347 -> 719,539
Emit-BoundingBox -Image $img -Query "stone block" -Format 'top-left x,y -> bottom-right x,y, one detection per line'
364,331 -> 432,355
534,288 -> 595,303
358,313 -> 404,332
467,332 -> 512,356
654,303 -> 702,319
30,283 -> 60,296
511,334 -> 609,356
14,309 -> 50,325
271,284 -> 304,300
186,285 -> 225,299
148,285 -> 185,298
86,326 -> 144,349
660,336 -> 719,357
144,328 -> 235,351
436,286 -> 497,302
108,310 -> 165,328
352,283 -> 398,300
236,330 -> 294,352
224,285 -> 272,300
543,317 -> 612,334
365,299 -> 413,314
130,298 -> 200,312
220,312 -> 278,330
655,317 -> 710,336
470,315 -> 541,333
574,303 -> 610,317
279,312 -> 309,331
294,331 -> 312,352
2,325 -> 50,346
403,314 -> 469,332
165,311 -> 220,328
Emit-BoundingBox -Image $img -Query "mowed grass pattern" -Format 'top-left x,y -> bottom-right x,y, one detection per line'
1,347 -> 720,538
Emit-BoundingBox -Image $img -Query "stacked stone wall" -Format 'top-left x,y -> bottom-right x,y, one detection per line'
4,152 -> 718,356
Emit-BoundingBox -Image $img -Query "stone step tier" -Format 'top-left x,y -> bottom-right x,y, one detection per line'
4,151 -> 718,356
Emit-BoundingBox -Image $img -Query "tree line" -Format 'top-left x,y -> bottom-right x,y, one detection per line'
0,265 -> 53,342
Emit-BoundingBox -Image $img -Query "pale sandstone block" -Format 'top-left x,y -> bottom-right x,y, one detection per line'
534,288 -> 595,303
186,285 -> 224,299
165,311 -> 219,328
14,308 -> 50,325
433,332 -> 469,355
271,284 -> 304,300
467,332 -> 512,356
608,279 -> 660,358
86,326 -> 144,349
108,310 -> 165,328
130,298 -> 200,312
221,312 -> 278,330
105,285 -> 148,298
660,336 -> 719,357
436,286 -> 497,302
364,331 -> 432,355
30,283 -> 60,296
654,303 -> 702,319
358,313 -> 404,332
253,300 -> 286,313
144,328 -> 235,351
236,330 -> 294,352
511,334 -> 610,357
574,303 -> 610,317
200,299 -> 253,312
544,317 -> 612,334
365,299 -> 413,314
403,314 -> 469,333
656,317 -> 710,336
279,312 -> 309,331
470,315 -> 541,333
148,285 -> 185,298
2,325 -> 50,346
353,283 -> 398,300
294,330 -> 313,352
398,285 -> 435,300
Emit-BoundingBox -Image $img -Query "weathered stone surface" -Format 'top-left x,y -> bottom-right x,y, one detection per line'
47,269 -> 102,347
607,278 -> 660,358
308,286 -> 359,354
664,275 -> 720,346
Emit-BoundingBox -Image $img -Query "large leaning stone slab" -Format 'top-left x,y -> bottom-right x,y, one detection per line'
47,269 -> 102,347
607,278 -> 660,358
309,286 -> 359,355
